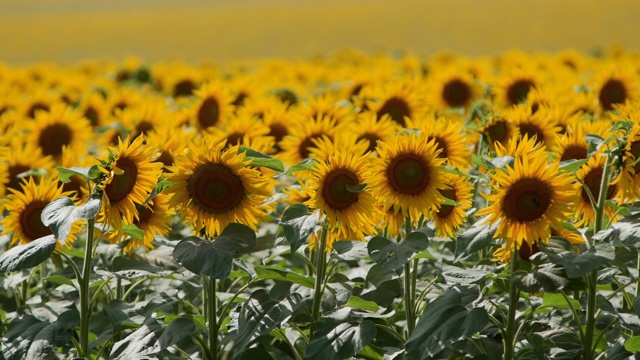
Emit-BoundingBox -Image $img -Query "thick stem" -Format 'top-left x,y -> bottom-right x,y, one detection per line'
310,226 -> 328,339
504,246 -> 519,360
79,218 -> 95,357
583,152 -> 612,360
207,277 -> 218,360
403,217 -> 415,337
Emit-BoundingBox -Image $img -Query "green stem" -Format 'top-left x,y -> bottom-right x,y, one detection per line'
310,226 -> 328,339
403,217 -> 415,337
206,276 -> 218,360
79,218 -> 95,358
583,151 -> 612,360
504,246 -> 519,360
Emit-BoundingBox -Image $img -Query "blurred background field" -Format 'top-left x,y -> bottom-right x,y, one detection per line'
1,0 -> 639,65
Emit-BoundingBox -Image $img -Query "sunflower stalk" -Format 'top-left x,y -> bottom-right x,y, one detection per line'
583,151 -> 612,360
503,245 -> 519,360
205,276 -> 218,360
79,217 -> 95,358
310,225 -> 328,339
403,216 -> 416,337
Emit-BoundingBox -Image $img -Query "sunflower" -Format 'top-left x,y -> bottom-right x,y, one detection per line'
381,204 -> 407,239
145,126 -> 194,173
1,177 -> 81,246
407,115 -> 471,168
592,66 -> 638,112
492,69 -> 540,109
305,150 -> 381,247
552,119 -> 611,162
481,114 -> 518,151
260,103 -> 294,154
342,111 -> 401,155
77,92 -> 110,128
105,193 -> 174,252
505,104 -> 560,148
279,115 -> 340,166
618,122 -> 640,202
429,173 -> 474,238
106,86 -> 143,116
57,146 -> 96,204
369,131 -> 445,220
574,152 -> 621,227
22,86 -> 59,118
362,80 -> 427,127
164,139 -> 271,238
427,68 -> 480,110
98,136 -> 163,233
297,94 -> 355,125
1,137 -> 55,195
191,82 -> 235,131
29,104 -> 93,161
477,142 -> 575,250
116,99 -> 170,140
207,113 -> 272,150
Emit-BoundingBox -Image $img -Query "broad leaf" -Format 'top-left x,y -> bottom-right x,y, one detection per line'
331,240 -> 369,261
41,195 -> 102,245
537,292 -> 582,312
279,203 -> 320,253
304,319 -> 376,360
368,232 -> 429,272
2,310 -> 79,360
405,286 -> 488,358
227,289 -> 303,358
512,263 -> 570,292
254,266 -> 315,288
173,223 -> 256,279
56,166 -> 91,183
455,218 -> 497,261
593,221 -> 640,248
109,256 -> 172,279
238,146 -> 285,172
284,158 -> 317,175
440,264 -> 490,285
542,240 -> 615,278
0,235 -> 57,274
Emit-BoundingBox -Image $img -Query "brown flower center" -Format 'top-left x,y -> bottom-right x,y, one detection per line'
84,106 -> 100,127
560,144 -> 588,162
173,79 -> 196,98
268,123 -> 289,152
298,133 -> 327,160
486,120 -> 509,144
387,153 -> 431,195
503,178 -> 552,222
27,102 -> 49,118
8,164 -> 34,191
19,200 -> 51,241
321,168 -> 359,210
437,188 -> 457,218
599,78 -> 627,111
377,97 -> 410,126
506,79 -> 534,106
198,97 -> 220,129
188,163 -> 244,213
442,79 -> 472,108
105,157 -> 138,203
517,122 -> 545,145
581,166 -> 616,204
38,123 -> 73,157
156,151 -> 174,170
356,132 -> 381,154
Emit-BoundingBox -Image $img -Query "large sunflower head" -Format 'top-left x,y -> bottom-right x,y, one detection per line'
1,176 -> 81,247
477,142 -> 575,250
29,104 -> 93,162
305,149 -> 381,246
98,136 -> 163,233
429,172 -> 474,238
164,139 -> 271,238
369,131 -> 446,220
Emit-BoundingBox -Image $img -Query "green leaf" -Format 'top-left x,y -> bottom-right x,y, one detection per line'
454,217 -> 497,261
284,158 -> 317,175
542,241 -> 615,278
109,257 -> 171,279
559,159 -> 587,173
56,166 -> 91,184
254,266 -> 315,288
345,296 -> 379,312
360,265 -> 402,308
345,183 -> 367,193
512,263 -> 570,293
539,292 -> 581,312
624,336 -> 640,353
368,232 -> 429,272
228,289 -> 303,358
110,317 -> 163,359
331,240 -> 369,261
634,296 -> 640,317
491,155 -> 515,169
88,164 -> 103,180
440,264 -> 489,285
279,203 -> 320,253
405,286 -> 488,358
593,221 -> 640,248
173,223 -> 256,280
470,154 -> 494,170
304,320 -> 376,360
41,195 -> 102,245
2,310 -> 79,360
123,223 -> 144,239
0,235 -> 57,274
156,318 -> 195,351
238,146 -> 285,172
44,275 -> 76,289
586,134 -> 605,157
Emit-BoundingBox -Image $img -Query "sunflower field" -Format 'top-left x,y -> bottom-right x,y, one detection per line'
5,31 -> 640,359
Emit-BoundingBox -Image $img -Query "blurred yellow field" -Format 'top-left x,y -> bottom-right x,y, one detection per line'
1,0 -> 639,64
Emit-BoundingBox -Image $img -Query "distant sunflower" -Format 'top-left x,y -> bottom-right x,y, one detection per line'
77,91 -> 110,128
1,137 -> 55,195
618,123 -> 640,202
29,104 -> 93,161
165,139 -> 271,238
478,146 -> 575,250
344,111 -> 401,155
407,115 -> 470,168
363,80 -> 427,127
493,70 -> 540,109
98,136 -> 163,233
22,87 -> 58,118
192,82 -> 234,131
145,126 -> 194,172
57,146 -> 95,204
306,150 -> 381,245
505,104 -> 560,148
207,113 -> 272,150
116,99 -> 170,140
260,104 -> 293,154
482,115 -> 518,150
297,94 -> 355,124
429,173 -> 474,238
369,132 -> 445,220
592,66 -> 638,112
428,68 -> 480,110
1,177 -> 81,246
105,193 -> 174,252
279,115 -> 339,165
552,120 -> 610,162
574,152 -> 620,227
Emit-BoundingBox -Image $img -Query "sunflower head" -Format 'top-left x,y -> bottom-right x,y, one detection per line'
429,172 -> 474,238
